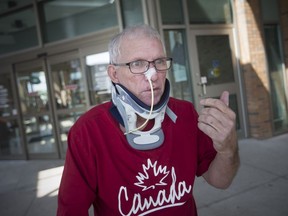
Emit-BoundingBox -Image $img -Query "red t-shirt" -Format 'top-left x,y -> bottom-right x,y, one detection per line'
57,98 -> 216,216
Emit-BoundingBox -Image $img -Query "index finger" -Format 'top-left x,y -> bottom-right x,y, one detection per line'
200,97 -> 229,113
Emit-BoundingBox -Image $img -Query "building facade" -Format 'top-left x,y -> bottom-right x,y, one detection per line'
0,0 -> 287,160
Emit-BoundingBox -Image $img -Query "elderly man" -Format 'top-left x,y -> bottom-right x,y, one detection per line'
57,24 -> 239,216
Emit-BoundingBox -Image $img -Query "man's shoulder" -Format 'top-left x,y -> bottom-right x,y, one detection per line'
167,97 -> 198,119
85,101 -> 111,115
73,101 -> 112,127
168,97 -> 195,109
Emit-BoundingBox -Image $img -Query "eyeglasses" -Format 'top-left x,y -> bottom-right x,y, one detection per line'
113,57 -> 173,74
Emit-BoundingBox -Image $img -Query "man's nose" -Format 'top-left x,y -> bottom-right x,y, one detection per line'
144,67 -> 157,80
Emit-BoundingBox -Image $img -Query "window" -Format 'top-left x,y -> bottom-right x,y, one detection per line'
0,6 -> 38,55
0,73 -> 23,156
0,0 -> 33,13
264,25 -> 288,132
121,0 -> 144,27
164,30 -> 193,101
86,52 -> 111,105
188,0 -> 232,24
39,0 -> 118,43
160,0 -> 184,25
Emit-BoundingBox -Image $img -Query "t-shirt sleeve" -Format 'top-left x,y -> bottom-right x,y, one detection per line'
196,129 -> 217,177
57,124 -> 97,216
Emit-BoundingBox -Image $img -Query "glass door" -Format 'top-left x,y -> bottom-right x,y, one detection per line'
85,51 -> 111,105
189,29 -> 244,134
15,52 -> 89,159
47,52 -> 88,158
15,59 -> 58,159
0,71 -> 24,159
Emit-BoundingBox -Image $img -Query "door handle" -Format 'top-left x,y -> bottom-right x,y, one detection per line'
198,76 -> 207,96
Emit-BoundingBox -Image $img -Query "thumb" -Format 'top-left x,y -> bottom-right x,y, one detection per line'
220,91 -> 229,106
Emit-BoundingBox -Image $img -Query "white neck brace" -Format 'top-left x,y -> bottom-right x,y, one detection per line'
111,78 -> 177,150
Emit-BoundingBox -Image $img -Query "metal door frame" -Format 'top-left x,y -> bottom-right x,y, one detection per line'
188,27 -> 246,137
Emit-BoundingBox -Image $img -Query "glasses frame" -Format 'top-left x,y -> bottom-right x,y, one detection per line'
113,57 -> 173,74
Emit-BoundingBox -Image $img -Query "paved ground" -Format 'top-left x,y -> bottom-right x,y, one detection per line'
195,133 -> 288,216
0,133 -> 287,216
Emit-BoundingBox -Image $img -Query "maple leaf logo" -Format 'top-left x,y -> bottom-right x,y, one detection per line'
134,159 -> 170,191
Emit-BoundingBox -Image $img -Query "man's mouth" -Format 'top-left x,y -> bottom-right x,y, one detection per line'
147,85 -> 157,91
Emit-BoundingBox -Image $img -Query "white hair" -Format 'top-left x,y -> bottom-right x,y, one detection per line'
108,24 -> 166,64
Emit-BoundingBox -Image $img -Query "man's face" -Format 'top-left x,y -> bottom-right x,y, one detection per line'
108,36 -> 167,106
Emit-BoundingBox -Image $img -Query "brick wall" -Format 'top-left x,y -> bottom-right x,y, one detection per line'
235,0 -> 273,138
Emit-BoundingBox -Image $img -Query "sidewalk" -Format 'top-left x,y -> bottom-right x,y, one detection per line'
195,133 -> 288,216
0,133 -> 287,216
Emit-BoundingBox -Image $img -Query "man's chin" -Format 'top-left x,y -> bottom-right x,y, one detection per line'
141,91 -> 162,106
148,98 -> 161,107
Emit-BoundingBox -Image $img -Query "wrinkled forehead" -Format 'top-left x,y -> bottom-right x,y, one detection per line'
119,36 -> 165,60
120,34 -> 165,52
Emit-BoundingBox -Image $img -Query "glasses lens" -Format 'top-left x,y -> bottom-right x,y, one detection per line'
129,60 -> 149,73
155,58 -> 171,71
129,58 -> 172,73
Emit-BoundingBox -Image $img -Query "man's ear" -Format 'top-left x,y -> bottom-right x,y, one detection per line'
107,64 -> 119,83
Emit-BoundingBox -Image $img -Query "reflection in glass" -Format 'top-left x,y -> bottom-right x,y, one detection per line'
196,35 -> 235,85
0,117 -> 22,156
24,115 -> 56,154
17,69 -> 49,114
58,112 -> 83,152
0,0 -> 33,13
261,0 -> 279,23
264,25 -> 288,132
121,0 -> 144,27
0,7 -> 38,55
40,0 -> 117,43
86,52 -> 111,105
164,30 -> 193,101
0,73 -> 17,116
160,0 -> 184,24
0,73 -> 22,156
51,59 -> 87,109
188,0 -> 232,24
